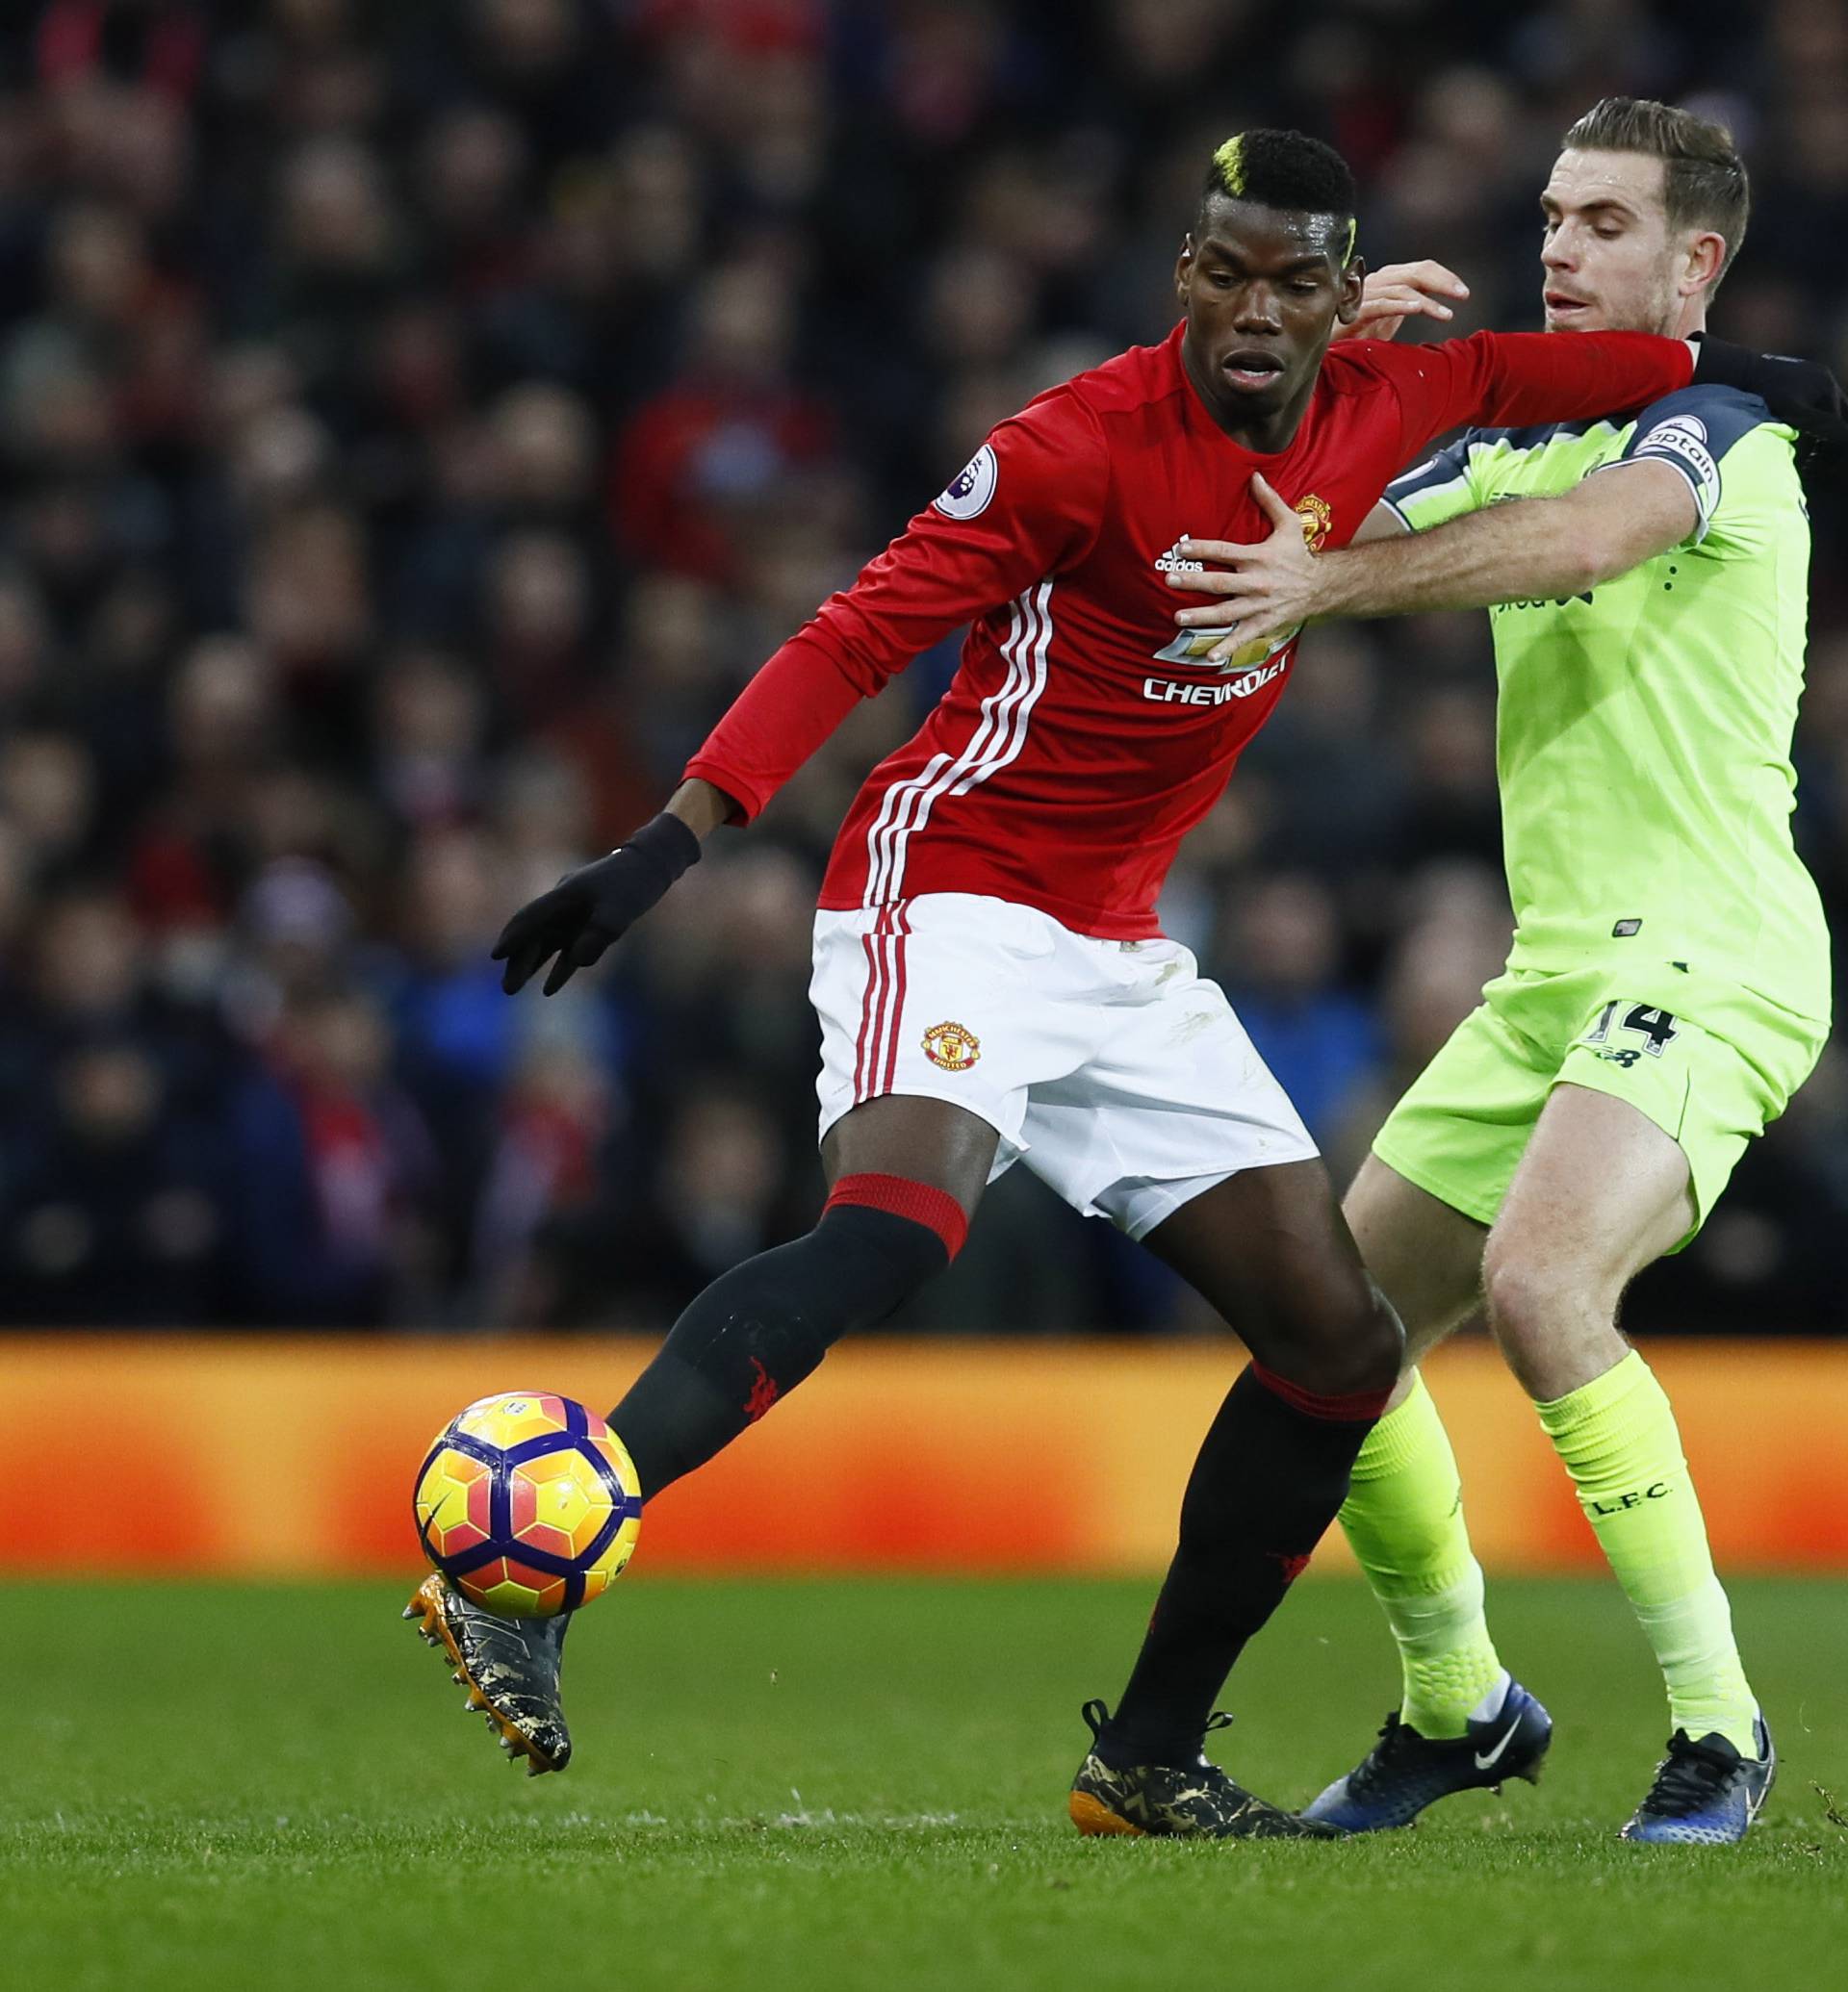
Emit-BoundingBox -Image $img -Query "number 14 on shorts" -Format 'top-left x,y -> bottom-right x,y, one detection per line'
1583,999 -> 1681,1068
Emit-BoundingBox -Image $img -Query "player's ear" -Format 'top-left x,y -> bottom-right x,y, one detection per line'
1681,229 -> 1725,299
1336,253 -> 1366,326
1175,233 -> 1196,306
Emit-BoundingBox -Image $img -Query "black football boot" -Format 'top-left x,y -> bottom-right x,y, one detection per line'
404,1572 -> 574,1775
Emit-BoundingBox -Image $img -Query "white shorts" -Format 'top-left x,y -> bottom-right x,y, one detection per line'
810,893 -> 1319,1240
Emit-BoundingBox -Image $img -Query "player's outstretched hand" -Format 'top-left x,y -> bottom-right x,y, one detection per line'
492,811 -> 703,996
1691,335 -> 1848,448
1333,260 -> 1470,343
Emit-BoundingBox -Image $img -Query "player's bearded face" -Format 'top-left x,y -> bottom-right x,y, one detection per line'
1175,198 -> 1362,433
1539,149 -> 1686,337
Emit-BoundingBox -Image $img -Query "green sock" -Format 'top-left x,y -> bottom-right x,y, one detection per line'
1537,1349 -> 1758,1754
1339,1371 -> 1506,1739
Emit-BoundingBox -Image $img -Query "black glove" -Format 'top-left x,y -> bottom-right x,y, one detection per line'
1691,334 -> 1848,447
492,811 -> 702,995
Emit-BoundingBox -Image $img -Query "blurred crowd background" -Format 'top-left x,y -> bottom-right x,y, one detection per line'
1,0 -> 1844,1337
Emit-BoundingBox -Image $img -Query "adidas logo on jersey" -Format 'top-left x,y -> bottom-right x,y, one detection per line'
1153,538 -> 1204,575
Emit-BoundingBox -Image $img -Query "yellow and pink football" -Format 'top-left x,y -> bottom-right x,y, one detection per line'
413,1392 -> 641,1616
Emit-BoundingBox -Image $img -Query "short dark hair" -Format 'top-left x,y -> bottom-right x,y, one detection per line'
1561,96 -> 1749,285
1198,129 -> 1357,261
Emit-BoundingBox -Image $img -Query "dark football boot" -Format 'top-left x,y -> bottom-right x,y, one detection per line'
404,1571 -> 574,1775
1302,1679 -> 1553,1832
1068,1700 -> 1340,1841
1621,1719 -> 1776,1844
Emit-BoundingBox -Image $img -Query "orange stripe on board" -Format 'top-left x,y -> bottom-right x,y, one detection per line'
0,1337 -> 1841,1578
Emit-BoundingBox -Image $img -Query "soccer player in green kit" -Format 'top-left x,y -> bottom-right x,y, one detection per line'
1166,97 -> 1832,1842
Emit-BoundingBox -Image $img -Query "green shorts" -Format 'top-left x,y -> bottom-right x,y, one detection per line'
1372,962 -> 1828,1247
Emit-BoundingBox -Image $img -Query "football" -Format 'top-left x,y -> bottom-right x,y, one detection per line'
413,1392 -> 641,1616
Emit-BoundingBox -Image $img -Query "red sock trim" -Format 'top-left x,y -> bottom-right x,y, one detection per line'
1250,1362 -> 1392,1423
823,1172 -> 968,1261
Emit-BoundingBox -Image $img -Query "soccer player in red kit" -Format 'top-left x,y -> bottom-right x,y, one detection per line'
408,130 -> 1792,1836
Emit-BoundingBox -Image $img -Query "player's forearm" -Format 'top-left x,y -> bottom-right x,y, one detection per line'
1311,494 -> 1606,619
663,778 -> 741,839
680,628 -> 870,824
1466,329 -> 1694,431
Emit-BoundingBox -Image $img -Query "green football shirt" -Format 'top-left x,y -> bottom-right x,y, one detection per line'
1383,382 -> 1832,1032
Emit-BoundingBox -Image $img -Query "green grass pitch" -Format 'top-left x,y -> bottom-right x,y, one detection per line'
5,1576 -> 1844,1990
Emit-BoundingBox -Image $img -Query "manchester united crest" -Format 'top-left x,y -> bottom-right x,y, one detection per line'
1295,493 -> 1333,551
922,1021 -> 981,1070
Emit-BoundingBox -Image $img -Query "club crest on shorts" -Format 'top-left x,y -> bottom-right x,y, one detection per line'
922,1020 -> 981,1070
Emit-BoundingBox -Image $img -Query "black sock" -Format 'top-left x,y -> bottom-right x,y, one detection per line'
610,1204 -> 948,1499
1105,1365 -> 1384,1764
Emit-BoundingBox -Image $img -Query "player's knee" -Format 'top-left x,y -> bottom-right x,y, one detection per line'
655,1190 -> 960,1416
1266,1273 -> 1403,1396
1340,1284 -> 1406,1394
818,1172 -> 967,1293
1480,1247 -> 1607,1394
814,1212 -> 943,1315
757,1192 -> 961,1339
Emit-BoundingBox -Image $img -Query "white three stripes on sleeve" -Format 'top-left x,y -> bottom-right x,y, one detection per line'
860,579 -> 1054,907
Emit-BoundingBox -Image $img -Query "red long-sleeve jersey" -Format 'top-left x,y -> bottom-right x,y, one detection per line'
684,323 -> 1692,940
